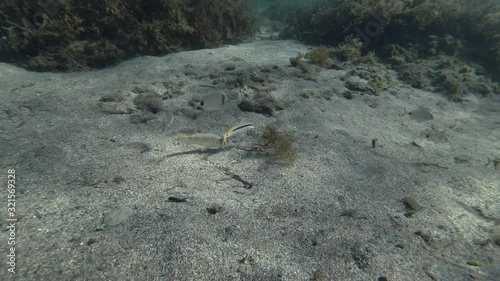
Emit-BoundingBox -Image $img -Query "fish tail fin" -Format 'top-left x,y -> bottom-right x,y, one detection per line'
176,133 -> 188,140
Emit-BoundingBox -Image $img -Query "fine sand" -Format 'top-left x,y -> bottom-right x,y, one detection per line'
0,40 -> 499,280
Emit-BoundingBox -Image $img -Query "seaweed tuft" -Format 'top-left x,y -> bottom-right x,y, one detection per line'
261,123 -> 298,166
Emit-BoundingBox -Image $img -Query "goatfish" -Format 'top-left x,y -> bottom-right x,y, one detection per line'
176,133 -> 223,148
223,123 -> 255,147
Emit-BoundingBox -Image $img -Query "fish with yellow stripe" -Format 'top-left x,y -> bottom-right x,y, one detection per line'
176,123 -> 254,149
222,123 -> 255,147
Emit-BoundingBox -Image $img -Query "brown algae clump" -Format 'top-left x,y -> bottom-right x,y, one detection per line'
261,123 -> 298,166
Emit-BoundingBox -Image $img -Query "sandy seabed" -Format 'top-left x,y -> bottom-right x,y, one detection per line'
0,40 -> 499,280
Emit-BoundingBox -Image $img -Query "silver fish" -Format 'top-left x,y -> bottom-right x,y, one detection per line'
201,93 -> 226,111
177,133 -> 223,148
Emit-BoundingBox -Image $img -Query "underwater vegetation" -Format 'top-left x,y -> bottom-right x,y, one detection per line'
0,0 -> 254,71
290,38 -> 376,78
304,45 -> 331,68
261,123 -> 297,167
278,0 -> 500,100
281,0 -> 500,80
